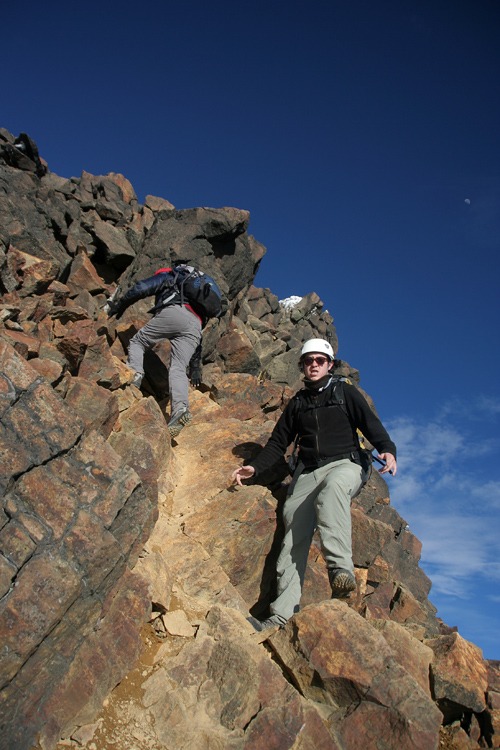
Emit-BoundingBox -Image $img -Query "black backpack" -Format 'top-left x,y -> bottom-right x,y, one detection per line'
171,265 -> 223,320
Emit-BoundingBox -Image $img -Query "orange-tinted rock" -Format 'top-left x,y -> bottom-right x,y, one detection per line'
0,327 -> 40,357
371,618 -> 434,696
141,605 -> 340,749
66,248 -> 109,295
78,334 -> 123,388
108,395 -> 171,502
269,601 -> 442,749
55,318 -> 97,371
28,355 -> 63,383
64,376 -> 119,437
217,325 -> 261,374
427,633 -> 488,716
351,507 -> 394,567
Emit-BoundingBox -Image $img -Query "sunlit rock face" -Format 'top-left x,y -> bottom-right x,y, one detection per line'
0,130 -> 496,750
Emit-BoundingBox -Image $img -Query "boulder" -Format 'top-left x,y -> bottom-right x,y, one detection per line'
427,633 -> 489,719
269,601 -> 443,750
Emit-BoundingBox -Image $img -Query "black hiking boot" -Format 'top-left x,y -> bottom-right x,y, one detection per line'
131,372 -> 143,388
247,615 -> 286,632
329,569 -> 357,599
168,407 -> 192,437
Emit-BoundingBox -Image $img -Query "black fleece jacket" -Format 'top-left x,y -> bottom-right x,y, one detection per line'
250,377 -> 397,475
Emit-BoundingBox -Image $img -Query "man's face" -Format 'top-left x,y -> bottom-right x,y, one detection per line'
302,353 -> 331,381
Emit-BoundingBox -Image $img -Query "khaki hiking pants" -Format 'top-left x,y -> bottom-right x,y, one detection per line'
270,458 -> 365,623
127,305 -> 201,415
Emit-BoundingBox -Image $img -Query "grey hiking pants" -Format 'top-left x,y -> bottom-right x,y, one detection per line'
270,458 -> 365,623
127,305 -> 201,414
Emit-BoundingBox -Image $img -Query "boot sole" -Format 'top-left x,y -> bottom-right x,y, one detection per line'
168,411 -> 192,437
331,572 -> 357,598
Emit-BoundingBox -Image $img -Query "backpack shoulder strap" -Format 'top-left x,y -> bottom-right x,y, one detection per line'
325,376 -> 349,416
333,378 -> 372,458
292,376 -> 349,415
173,265 -> 197,305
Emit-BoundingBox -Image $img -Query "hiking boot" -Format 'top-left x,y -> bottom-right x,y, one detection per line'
247,615 -> 286,632
131,372 -> 143,388
168,407 -> 192,437
329,569 -> 357,599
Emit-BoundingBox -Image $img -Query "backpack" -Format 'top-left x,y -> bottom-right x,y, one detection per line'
288,376 -> 373,492
171,265 -> 223,320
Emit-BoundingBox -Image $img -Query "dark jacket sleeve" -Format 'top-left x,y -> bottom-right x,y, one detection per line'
344,384 -> 397,458
249,399 -> 297,476
114,273 -> 171,316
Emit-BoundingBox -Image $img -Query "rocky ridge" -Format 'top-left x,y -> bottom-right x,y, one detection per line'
0,130 -> 498,750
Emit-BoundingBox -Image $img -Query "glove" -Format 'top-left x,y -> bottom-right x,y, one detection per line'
106,299 -> 123,319
189,364 -> 202,388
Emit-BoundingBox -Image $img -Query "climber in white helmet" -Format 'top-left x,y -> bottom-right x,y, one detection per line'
232,338 -> 397,631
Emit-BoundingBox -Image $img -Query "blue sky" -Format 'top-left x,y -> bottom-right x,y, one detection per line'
2,0 -> 499,658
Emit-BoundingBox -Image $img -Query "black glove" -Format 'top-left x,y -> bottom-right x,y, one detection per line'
189,364 -> 202,388
106,299 -> 123,319
188,342 -> 203,387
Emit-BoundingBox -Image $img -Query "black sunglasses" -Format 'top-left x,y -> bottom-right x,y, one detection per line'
303,355 -> 329,366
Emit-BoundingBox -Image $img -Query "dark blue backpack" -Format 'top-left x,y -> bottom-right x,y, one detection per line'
174,265 -> 223,320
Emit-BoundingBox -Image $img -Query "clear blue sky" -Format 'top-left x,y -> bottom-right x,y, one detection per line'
2,0 -> 499,658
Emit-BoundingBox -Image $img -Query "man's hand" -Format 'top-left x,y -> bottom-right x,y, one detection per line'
188,342 -> 203,387
377,453 -> 397,476
231,465 -> 256,486
106,299 -> 123,319
189,364 -> 202,388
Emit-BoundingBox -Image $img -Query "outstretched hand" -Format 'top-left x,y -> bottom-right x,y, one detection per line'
106,299 -> 123,319
377,453 -> 397,476
231,465 -> 256,486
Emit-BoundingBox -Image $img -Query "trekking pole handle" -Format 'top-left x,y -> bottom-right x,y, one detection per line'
372,454 -> 394,475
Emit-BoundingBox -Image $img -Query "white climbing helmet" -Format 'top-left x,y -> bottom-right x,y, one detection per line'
300,338 -> 335,360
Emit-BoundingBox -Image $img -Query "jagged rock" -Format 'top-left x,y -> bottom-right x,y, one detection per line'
0,338 -> 156,748
66,218 -> 95,256
3,246 -> 60,297
78,334 -> 126,388
29,355 -> 64,384
426,632 -> 489,718
371,618 -> 434,696
260,345 -> 303,385
107,394 -> 172,503
140,605 -> 341,749
488,662 -> 500,742
0,326 -> 41,358
64,376 -> 120,437
86,215 -> 136,270
289,291 -> 324,321
53,316 -> 94,368
208,370 -> 286,421
217,322 -> 262,374
0,173 -> 70,272
183,483 -> 279,608
161,609 -> 196,637
269,600 -> 443,750
65,247 -> 110,295
7,570 -> 149,750
0,341 -> 83,493
0,130 -> 495,750
351,507 -> 395,567
144,194 -> 175,211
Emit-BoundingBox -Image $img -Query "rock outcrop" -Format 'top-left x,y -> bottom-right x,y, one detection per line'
0,130 -> 497,750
